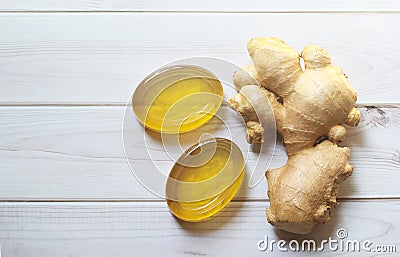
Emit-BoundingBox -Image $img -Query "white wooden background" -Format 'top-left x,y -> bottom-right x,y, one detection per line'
1,1 -> 400,256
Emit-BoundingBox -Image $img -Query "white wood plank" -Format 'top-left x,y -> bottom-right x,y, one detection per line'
0,0 -> 399,12
0,106 -> 399,200
0,13 -> 399,104
0,201 -> 399,256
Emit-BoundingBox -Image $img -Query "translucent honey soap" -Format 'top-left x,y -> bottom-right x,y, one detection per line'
166,138 -> 245,221
132,65 -> 223,133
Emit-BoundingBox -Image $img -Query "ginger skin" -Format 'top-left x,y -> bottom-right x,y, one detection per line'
267,141 -> 353,234
228,37 -> 360,234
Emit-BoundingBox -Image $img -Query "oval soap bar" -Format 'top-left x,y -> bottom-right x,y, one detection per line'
166,138 -> 244,222
132,65 -> 223,133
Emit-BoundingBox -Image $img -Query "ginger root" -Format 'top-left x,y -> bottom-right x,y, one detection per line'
228,37 -> 360,234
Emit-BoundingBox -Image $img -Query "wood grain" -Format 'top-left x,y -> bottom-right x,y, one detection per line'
0,13 -> 399,104
1,106 -> 398,200
0,201 -> 399,256
0,0 -> 399,12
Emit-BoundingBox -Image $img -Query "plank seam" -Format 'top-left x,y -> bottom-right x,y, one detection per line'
0,11 -> 400,14
1,197 -> 399,203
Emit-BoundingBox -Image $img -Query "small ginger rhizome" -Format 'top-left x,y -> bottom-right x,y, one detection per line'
229,37 -> 360,234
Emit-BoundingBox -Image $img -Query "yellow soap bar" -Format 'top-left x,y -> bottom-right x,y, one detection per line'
132,65 -> 223,133
166,138 -> 244,222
